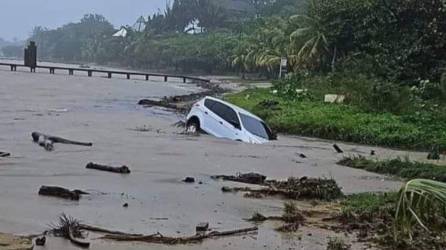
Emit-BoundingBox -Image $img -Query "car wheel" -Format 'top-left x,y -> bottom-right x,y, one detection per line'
186,117 -> 200,134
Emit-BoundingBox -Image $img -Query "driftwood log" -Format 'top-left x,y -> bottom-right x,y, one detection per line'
32,132 -> 93,151
0,152 -> 10,157
86,163 -> 131,174
211,173 -> 267,185
100,226 -> 258,245
38,186 -> 87,200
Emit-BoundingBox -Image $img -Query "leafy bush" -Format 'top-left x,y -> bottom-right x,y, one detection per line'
225,88 -> 446,150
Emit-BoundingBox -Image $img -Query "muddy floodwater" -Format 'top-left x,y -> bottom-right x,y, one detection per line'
0,65 -> 428,249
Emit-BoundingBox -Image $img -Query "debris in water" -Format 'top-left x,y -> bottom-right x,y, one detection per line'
333,144 -> 344,153
172,121 -> 186,128
297,153 -> 307,158
370,150 -> 376,156
49,214 -> 90,248
35,236 -> 46,246
183,177 -> 195,183
222,177 -> 343,201
0,152 -> 10,157
38,186 -> 88,200
212,173 -> 267,185
86,162 -> 131,174
32,132 -> 93,151
196,223 -> 209,233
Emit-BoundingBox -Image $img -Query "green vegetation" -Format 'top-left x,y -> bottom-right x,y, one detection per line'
341,190 -> 446,249
396,179 -> 446,239
225,86 -> 446,150
341,192 -> 398,221
338,156 -> 446,181
326,237 -> 350,250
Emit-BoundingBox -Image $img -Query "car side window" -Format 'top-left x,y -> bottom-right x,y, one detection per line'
212,102 -> 241,129
204,99 -> 217,110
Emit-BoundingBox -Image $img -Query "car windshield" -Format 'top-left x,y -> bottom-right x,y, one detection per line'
239,113 -> 273,140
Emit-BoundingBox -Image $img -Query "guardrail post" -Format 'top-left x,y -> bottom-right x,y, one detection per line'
49,68 -> 55,74
108,72 -> 112,78
145,75 -> 149,81
31,67 -> 35,72
183,77 -> 187,83
88,71 -> 92,77
69,69 -> 74,75
164,76 -> 168,82
127,73 -> 130,80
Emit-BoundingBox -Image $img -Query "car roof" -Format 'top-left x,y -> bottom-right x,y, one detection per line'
203,96 -> 263,121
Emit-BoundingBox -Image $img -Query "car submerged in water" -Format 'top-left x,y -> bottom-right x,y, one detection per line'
186,96 -> 276,144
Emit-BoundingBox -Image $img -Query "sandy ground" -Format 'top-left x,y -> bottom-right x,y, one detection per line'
0,64 -> 431,249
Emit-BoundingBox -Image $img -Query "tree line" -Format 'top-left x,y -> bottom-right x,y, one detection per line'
2,0 -> 445,84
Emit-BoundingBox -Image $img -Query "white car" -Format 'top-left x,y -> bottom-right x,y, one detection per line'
186,96 -> 275,144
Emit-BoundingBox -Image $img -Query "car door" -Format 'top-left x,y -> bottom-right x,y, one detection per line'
201,99 -> 222,136
206,100 -> 241,140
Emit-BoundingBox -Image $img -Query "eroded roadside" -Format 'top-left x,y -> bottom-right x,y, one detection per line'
0,67 -> 417,250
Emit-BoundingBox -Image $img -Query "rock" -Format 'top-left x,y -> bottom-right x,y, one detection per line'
123,203 -> 129,208
196,222 -> 209,232
35,236 -> 46,246
297,153 -> 307,158
324,94 -> 345,104
0,233 -> 33,250
183,177 -> 195,183
370,150 -> 376,156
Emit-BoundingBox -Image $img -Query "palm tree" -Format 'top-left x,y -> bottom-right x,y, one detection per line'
395,179 -> 446,240
288,13 -> 330,71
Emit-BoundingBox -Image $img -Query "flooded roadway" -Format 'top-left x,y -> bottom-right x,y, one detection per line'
0,65 -> 421,249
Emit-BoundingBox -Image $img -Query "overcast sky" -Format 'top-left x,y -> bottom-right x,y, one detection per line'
0,0 -> 167,41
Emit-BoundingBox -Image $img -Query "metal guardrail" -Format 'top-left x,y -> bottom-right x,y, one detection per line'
0,62 -> 210,83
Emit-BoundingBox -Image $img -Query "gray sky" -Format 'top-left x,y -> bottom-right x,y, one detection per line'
0,0 -> 167,41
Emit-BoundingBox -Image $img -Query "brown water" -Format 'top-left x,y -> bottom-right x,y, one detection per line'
0,65 -> 427,249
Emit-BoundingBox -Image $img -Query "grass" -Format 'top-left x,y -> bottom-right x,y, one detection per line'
338,156 -> 446,182
225,88 -> 446,151
341,192 -> 398,221
327,237 -> 350,250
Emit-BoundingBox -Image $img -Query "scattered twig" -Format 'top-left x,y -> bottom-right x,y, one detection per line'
101,226 -> 258,245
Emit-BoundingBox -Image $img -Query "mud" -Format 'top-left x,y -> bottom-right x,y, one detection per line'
0,63 -> 428,249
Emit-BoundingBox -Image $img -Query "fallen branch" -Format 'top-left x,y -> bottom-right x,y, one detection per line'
39,186 -> 87,200
50,214 -> 90,248
79,224 -> 142,237
86,163 -> 131,174
32,132 -> 93,151
212,173 -> 267,185
0,151 -> 10,157
222,177 -> 343,201
100,226 -> 258,245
